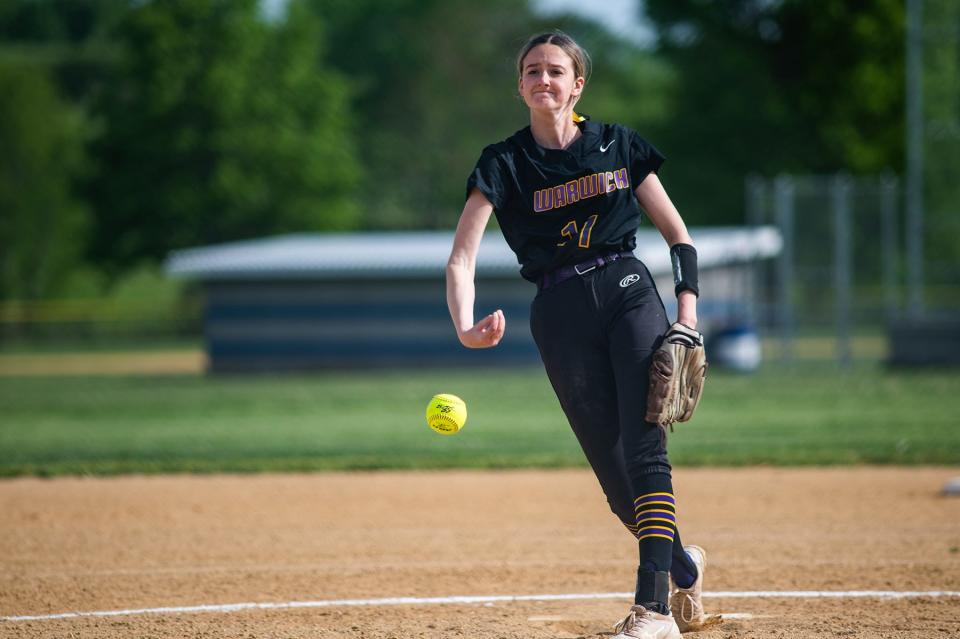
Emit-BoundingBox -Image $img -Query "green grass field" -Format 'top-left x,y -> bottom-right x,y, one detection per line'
1,365 -> 958,476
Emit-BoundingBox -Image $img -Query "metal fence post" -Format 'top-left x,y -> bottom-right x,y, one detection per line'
906,0 -> 925,317
774,175 -> 795,364
832,174 -> 853,368
880,174 -> 901,320
745,175 -> 767,326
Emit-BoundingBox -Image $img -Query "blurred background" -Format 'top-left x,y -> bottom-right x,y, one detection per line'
0,1 -> 958,474
2,0 -> 957,359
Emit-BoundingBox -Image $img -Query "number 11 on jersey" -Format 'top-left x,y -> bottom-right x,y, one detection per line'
557,214 -> 599,248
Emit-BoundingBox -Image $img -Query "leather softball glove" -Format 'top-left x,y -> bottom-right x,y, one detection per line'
645,322 -> 707,429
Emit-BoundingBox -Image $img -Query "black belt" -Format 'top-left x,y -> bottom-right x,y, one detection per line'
538,251 -> 634,291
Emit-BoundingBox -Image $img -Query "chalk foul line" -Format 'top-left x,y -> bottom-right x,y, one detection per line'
3,590 -> 960,623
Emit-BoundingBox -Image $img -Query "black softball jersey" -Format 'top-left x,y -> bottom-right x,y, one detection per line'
465,117 -> 665,283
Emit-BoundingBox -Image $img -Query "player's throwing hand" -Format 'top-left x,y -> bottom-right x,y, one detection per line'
457,309 -> 505,348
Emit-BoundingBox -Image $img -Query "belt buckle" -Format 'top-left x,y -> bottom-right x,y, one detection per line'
574,262 -> 597,276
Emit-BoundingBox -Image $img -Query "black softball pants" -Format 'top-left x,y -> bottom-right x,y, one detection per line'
529,255 -> 696,595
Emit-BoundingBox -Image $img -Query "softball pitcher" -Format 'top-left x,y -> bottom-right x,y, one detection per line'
446,31 -> 718,638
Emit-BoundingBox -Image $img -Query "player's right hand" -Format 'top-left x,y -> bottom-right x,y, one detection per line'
458,310 -> 505,349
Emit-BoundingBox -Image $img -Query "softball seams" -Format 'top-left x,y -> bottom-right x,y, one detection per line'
430,415 -> 461,428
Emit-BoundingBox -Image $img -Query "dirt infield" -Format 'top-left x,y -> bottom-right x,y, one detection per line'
2,467 -> 959,638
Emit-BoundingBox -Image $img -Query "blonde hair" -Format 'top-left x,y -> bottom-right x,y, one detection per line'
515,30 -> 591,85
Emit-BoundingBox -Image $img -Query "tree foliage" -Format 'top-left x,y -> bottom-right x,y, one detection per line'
0,63 -> 90,299
0,0 -> 126,102
314,0 -> 537,229
86,0 -> 360,271
0,0 -> 916,300
919,0 -> 960,276
643,0 -> 905,223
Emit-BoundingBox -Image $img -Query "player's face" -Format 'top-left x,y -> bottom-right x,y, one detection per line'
518,44 -> 584,112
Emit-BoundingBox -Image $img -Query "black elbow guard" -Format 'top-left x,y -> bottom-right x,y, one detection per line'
670,243 -> 699,297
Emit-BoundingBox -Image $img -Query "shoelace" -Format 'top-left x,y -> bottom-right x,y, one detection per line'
676,589 -> 702,624
613,606 -> 652,636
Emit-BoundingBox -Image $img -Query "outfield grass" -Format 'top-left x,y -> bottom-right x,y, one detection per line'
1,365 -> 958,476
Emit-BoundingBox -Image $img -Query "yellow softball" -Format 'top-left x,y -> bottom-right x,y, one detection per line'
426,394 -> 467,435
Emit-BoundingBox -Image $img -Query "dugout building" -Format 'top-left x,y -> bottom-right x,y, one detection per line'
164,229 -> 781,373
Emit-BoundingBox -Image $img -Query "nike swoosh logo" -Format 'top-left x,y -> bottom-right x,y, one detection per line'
600,140 -> 615,152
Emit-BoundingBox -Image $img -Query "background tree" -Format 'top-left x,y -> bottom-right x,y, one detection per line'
0,0 -> 918,299
86,0 -> 360,273
921,0 -> 960,285
0,0 -> 124,302
0,63 -> 90,300
315,0 -> 536,229
643,0 -> 905,224
0,0 -> 126,102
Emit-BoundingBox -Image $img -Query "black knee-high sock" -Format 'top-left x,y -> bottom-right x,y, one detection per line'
632,472 -> 675,612
670,529 -> 698,589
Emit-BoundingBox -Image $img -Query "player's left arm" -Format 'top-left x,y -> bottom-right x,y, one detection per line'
634,173 -> 698,329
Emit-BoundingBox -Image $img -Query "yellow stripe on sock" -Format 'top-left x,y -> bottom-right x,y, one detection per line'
638,533 -> 675,542
634,517 -> 676,527
637,524 -> 675,533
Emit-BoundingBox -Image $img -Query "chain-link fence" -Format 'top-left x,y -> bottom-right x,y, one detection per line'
743,173 -> 960,366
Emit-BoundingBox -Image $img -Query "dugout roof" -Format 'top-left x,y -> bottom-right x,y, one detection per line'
165,227 -> 781,281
